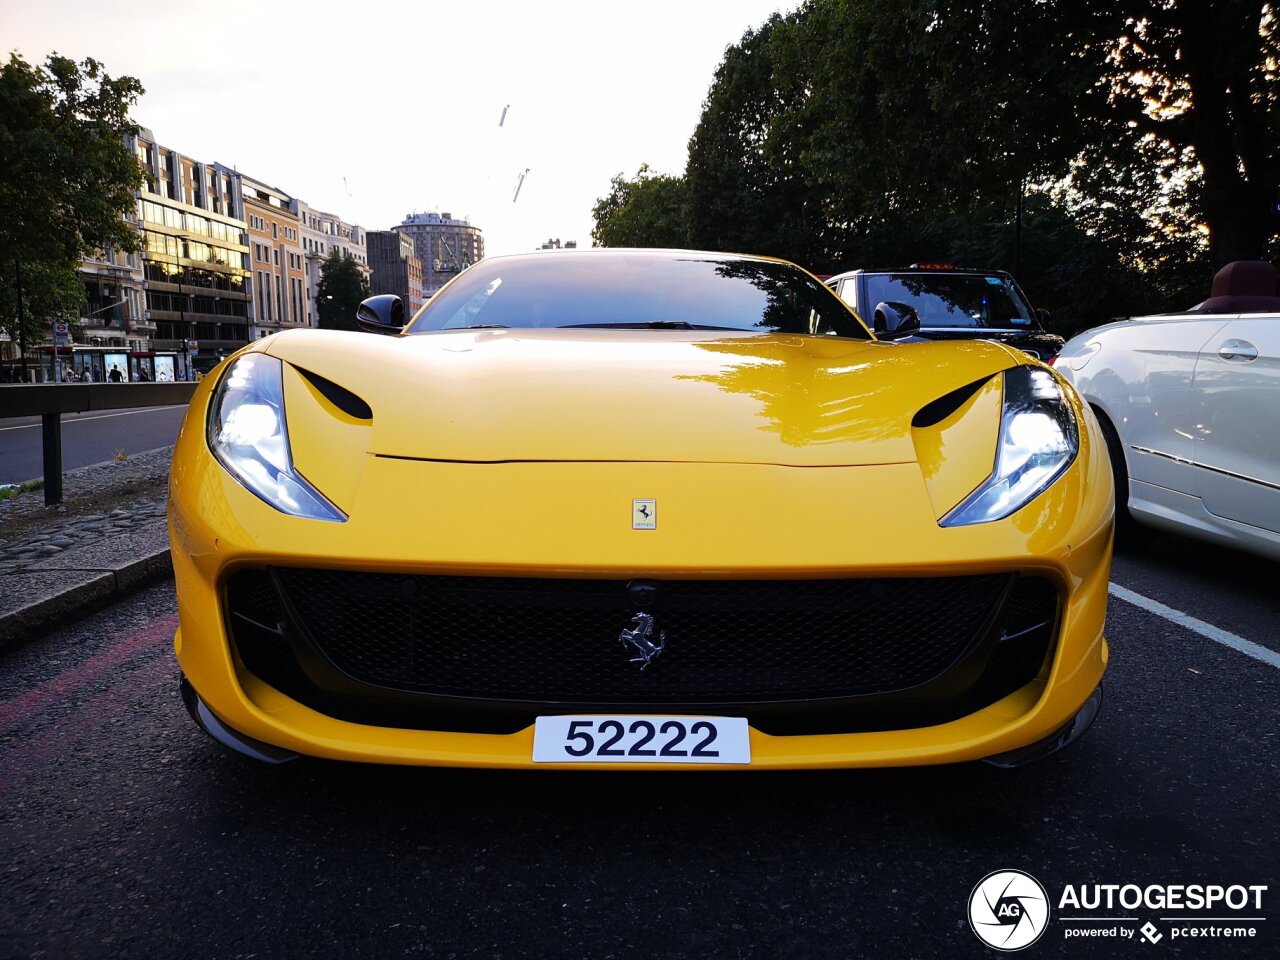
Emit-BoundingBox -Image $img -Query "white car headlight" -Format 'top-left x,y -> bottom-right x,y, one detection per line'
941,366 -> 1078,526
207,355 -> 346,522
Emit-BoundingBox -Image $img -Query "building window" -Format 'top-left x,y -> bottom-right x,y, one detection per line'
272,223 -> 278,239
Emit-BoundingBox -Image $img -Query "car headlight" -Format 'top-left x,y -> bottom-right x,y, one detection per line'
207,355 -> 346,522
941,366 -> 1078,526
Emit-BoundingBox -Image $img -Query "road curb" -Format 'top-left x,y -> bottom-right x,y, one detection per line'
0,541 -> 173,653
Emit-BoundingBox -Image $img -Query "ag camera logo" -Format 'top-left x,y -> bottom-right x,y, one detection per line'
969,869 -> 1050,951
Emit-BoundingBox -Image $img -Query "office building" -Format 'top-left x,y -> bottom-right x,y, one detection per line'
393,212 -> 483,298
134,130 -> 251,374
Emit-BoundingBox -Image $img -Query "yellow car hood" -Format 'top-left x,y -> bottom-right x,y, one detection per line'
264,328 -> 1016,467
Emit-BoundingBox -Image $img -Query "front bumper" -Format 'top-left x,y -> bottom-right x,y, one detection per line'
171,488 -> 1111,769
180,672 -> 1106,769
981,684 -> 1103,768
180,675 -> 298,764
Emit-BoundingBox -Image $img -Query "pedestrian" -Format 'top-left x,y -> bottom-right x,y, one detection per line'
108,364 -> 124,383
81,368 -> 93,383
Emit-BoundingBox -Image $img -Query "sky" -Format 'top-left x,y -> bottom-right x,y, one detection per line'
7,0 -> 800,257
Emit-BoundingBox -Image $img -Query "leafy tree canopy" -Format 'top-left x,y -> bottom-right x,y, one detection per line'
0,53 -> 144,349
596,0 -> 1278,329
591,165 -> 692,249
316,248 -> 370,332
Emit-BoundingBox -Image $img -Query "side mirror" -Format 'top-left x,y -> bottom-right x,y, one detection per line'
356,295 -> 406,335
873,301 -> 921,339
1034,307 -> 1052,327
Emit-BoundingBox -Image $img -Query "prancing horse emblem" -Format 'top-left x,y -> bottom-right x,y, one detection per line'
619,612 -> 666,669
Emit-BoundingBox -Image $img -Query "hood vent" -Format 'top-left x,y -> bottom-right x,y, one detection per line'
296,367 -> 373,421
912,376 -> 996,429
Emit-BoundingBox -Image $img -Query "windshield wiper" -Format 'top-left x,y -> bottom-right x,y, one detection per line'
557,321 -> 738,330
449,324 -> 509,329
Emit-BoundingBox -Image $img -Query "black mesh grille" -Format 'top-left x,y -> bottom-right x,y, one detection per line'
225,570 -> 300,693
1001,577 -> 1059,636
266,569 -> 1010,702
226,569 -> 282,629
979,577 -> 1059,695
225,568 -> 1061,734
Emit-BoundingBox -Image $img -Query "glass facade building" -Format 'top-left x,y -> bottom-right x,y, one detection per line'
136,131 -> 251,369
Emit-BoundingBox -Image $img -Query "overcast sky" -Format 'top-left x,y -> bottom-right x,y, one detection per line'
8,0 -> 799,256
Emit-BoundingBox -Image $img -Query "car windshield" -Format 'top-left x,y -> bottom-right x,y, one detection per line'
863,273 -> 1036,329
406,253 -> 870,339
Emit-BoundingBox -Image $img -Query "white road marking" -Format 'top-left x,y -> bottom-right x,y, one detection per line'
1110,582 -> 1280,670
0,406 -> 187,432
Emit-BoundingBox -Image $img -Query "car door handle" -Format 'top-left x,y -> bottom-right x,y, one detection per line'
1218,339 -> 1258,362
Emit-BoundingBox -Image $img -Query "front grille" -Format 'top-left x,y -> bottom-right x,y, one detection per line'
271,569 -> 1010,702
225,568 -> 1060,735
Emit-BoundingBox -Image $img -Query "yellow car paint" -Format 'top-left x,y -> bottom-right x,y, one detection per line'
281,363 -> 371,515
263,329 -> 1018,467
912,373 -> 1003,519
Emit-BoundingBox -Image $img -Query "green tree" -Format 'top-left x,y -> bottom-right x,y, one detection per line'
667,0 -> 1278,320
0,260 -> 87,346
684,2 -> 1117,271
316,249 -> 370,332
685,14 -> 833,266
586,0 -> 1280,327
0,53 -> 144,360
591,165 -> 691,248
1095,0 -> 1280,265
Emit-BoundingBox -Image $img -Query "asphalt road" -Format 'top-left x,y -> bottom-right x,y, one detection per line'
0,405 -> 189,485
1,534 -> 1277,959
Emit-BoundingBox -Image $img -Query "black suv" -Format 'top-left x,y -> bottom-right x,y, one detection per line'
824,265 -> 1064,362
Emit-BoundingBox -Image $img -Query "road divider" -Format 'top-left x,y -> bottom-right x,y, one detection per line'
0,383 -> 196,503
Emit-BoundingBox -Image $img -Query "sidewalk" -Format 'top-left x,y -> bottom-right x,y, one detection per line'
0,447 -> 175,650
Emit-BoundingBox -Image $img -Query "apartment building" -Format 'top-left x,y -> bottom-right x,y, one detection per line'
393,212 -> 484,299
299,202 -> 369,326
234,172 -> 306,339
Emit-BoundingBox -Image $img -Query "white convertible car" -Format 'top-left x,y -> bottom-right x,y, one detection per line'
1057,260 -> 1280,560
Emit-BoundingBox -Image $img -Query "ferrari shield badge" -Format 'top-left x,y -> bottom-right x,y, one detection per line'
633,498 -> 657,530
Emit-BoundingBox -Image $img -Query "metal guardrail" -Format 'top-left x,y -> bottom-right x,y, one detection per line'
0,383 -> 198,505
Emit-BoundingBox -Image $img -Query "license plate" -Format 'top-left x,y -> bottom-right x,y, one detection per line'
532,715 -> 750,764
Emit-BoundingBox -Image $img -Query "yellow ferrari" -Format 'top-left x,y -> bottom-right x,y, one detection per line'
170,249 -> 1111,769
